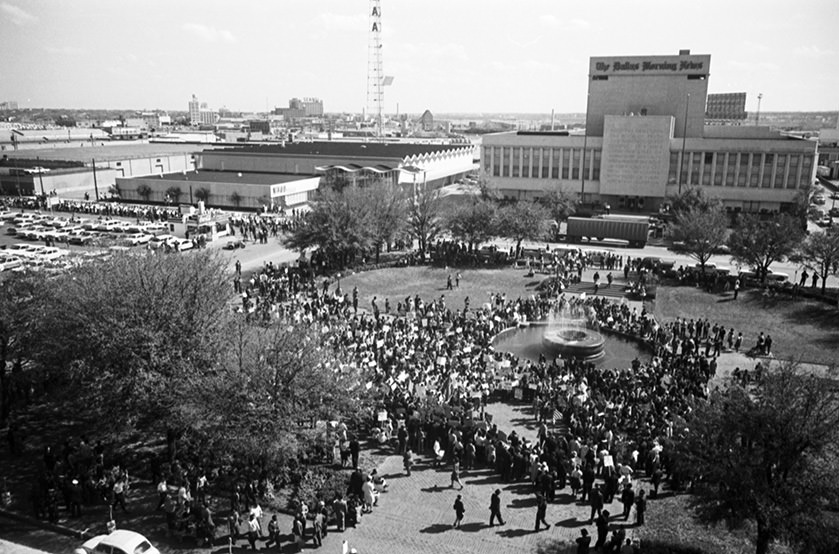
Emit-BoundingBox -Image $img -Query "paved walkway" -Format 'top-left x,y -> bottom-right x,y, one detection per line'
292,400 -> 643,554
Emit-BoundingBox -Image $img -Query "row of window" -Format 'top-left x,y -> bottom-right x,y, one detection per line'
667,151 -> 813,190
483,146 -> 602,181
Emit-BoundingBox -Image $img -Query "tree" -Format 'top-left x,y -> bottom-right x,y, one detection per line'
792,229 -> 839,294
366,180 -> 407,264
669,205 -> 729,272
539,189 -> 578,237
0,273 -> 44,425
178,321 -> 367,474
31,250 -> 232,435
674,364 -> 839,554
194,187 -> 211,205
284,185 -> 374,268
728,214 -> 805,283
229,191 -> 243,209
409,182 -> 443,255
165,185 -> 182,204
136,183 -> 152,203
496,200 -> 550,257
667,186 -> 721,215
443,199 -> 497,250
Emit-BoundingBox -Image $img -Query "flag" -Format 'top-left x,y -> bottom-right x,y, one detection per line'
553,408 -> 562,424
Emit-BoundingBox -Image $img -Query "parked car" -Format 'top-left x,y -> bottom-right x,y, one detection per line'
75,529 -> 159,554
223,239 -> 246,250
169,238 -> 194,252
148,234 -> 176,249
0,256 -> 24,272
123,232 -> 153,246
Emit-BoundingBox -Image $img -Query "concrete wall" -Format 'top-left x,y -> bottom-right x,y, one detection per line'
0,168 -> 119,199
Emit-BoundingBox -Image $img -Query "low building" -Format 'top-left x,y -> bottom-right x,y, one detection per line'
116,170 -> 320,212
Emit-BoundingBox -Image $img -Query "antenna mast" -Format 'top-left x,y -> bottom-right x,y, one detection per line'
367,0 -> 384,138
755,93 -> 763,125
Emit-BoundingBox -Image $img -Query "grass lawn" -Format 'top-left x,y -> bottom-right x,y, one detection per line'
341,265 -> 545,313
654,286 -> 839,366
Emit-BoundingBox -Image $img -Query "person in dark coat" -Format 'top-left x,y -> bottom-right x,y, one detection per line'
635,489 -> 647,526
489,489 -> 505,526
452,494 -> 465,528
621,483 -> 636,520
534,493 -> 550,531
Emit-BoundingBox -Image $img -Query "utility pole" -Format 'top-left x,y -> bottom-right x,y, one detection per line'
756,93 -> 763,125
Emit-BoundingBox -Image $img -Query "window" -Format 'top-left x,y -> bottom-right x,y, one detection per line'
800,155 -> 813,188
690,153 -> 701,185
687,74 -> 706,80
551,149 -> 559,179
541,148 -> 549,178
561,149 -> 570,180
522,148 -> 530,178
571,149 -> 580,180
668,152 -> 680,185
762,154 -> 773,188
774,155 -> 787,189
511,147 -> 520,178
737,153 -> 749,187
726,155 -> 736,187
787,155 -> 800,189
592,150 -> 601,181
592,75 -> 608,81
532,149 -> 540,178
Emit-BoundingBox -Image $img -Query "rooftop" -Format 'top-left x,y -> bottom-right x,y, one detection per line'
1,142 -> 212,163
214,141 -> 469,160
154,170 -> 316,185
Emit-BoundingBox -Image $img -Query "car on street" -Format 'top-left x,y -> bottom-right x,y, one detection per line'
68,230 -> 97,246
223,239 -> 246,250
169,238 -> 194,252
148,234 -> 176,249
74,529 -> 159,554
123,232 -> 153,246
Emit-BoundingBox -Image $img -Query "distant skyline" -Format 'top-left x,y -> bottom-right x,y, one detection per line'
1,0 -> 837,115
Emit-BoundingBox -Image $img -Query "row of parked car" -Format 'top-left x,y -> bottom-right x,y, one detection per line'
2,211 -> 195,252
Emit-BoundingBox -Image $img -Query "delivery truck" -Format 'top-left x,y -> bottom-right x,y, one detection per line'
566,217 -> 649,248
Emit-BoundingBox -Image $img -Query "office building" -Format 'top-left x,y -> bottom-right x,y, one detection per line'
482,50 -> 817,214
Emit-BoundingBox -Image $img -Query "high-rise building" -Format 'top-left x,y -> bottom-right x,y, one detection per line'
189,95 -> 201,125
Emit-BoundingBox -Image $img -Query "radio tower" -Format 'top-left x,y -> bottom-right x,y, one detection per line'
367,0 -> 384,138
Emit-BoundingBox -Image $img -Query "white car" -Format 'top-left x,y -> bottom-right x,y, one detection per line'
123,232 -> 153,246
75,529 -> 159,554
37,247 -> 68,261
148,234 -> 176,249
169,238 -> 194,251
0,256 -> 23,271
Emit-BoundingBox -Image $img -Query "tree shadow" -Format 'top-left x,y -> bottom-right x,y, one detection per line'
419,523 -> 452,534
509,496 -> 538,508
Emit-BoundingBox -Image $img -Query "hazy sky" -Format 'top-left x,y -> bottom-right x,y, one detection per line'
1,0 -> 836,114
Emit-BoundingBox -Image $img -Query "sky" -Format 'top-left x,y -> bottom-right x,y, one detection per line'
0,0 -> 837,115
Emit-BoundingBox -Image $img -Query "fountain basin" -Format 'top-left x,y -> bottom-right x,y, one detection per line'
541,327 -> 606,360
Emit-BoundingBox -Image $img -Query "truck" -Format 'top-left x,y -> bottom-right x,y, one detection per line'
566,217 -> 649,248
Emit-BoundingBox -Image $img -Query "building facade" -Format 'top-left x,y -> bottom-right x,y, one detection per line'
482,50 -> 817,214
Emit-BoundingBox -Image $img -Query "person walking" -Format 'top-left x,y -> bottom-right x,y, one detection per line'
453,494 -> 465,528
489,489 -> 505,526
403,449 -> 414,476
246,513 -> 261,550
621,483 -> 636,521
595,510 -> 611,550
733,278 -> 740,300
264,514 -> 281,550
450,462 -> 464,490
589,485 -> 604,523
635,490 -> 647,526
534,493 -> 550,531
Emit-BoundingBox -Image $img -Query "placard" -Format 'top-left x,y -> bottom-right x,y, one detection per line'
514,388 -> 523,400
377,410 -> 388,422
603,455 -> 615,468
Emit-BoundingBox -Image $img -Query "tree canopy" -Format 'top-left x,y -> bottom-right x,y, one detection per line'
495,200 -> 550,256
727,213 -> 804,282
539,189 -> 578,238
791,229 -> 839,293
443,198 -> 497,249
669,205 -> 729,271
674,364 -> 839,554
409,181 -> 443,255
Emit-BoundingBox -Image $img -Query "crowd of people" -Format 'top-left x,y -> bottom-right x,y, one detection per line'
221,253 -> 776,549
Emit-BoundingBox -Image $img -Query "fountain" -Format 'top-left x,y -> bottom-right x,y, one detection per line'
539,302 -> 606,361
